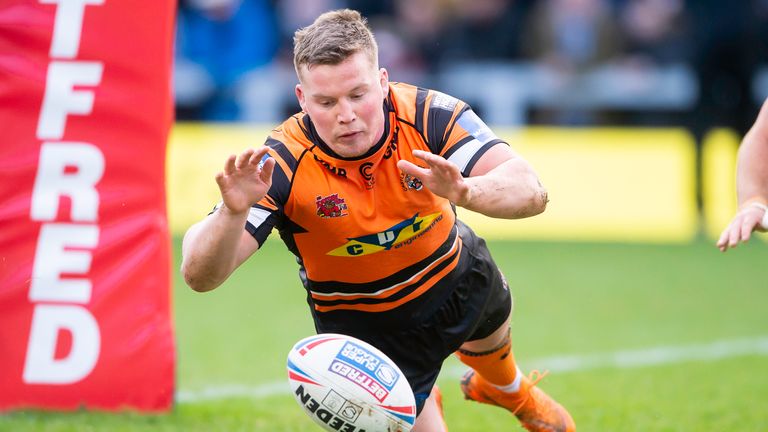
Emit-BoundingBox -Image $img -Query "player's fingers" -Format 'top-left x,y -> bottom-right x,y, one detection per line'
413,149 -> 447,168
716,227 -> 730,250
249,146 -> 270,166
740,218 -> 755,243
223,154 -> 237,176
728,219 -> 743,248
411,149 -> 429,160
214,171 -> 226,189
397,159 -> 429,178
236,148 -> 255,169
259,157 -> 276,183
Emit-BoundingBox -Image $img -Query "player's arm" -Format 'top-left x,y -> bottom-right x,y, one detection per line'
463,143 -> 547,218
717,98 -> 768,251
181,147 -> 275,291
398,143 -> 547,219
398,144 -> 547,219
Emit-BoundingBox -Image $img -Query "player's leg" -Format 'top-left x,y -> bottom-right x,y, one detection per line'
457,306 -> 576,431
412,385 -> 448,432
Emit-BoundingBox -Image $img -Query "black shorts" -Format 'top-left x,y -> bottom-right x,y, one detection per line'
333,221 -> 512,414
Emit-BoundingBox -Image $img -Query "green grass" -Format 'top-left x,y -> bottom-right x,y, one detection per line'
3,236 -> 768,431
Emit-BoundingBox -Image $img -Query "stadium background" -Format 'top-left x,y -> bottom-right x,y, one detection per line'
5,0 -> 768,431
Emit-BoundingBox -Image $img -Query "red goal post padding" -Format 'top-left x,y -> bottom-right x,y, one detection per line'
0,0 -> 176,411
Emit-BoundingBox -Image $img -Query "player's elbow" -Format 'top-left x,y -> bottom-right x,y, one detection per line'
530,184 -> 549,216
181,260 -> 221,293
515,182 -> 548,218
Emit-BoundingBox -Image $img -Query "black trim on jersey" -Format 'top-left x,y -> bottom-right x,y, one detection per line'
427,96 -> 468,155
311,240 -> 460,307
414,87 -> 429,139
434,104 -> 471,155
276,217 -> 309,258
265,137 -> 298,173
306,225 -> 458,295
441,135 -> 476,161
395,117 -> 428,148
463,139 -> 507,177
245,211 -> 277,246
263,161 -> 291,208
299,114 -> 314,142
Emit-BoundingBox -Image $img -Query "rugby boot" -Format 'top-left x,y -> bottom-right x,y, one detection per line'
460,369 -> 575,432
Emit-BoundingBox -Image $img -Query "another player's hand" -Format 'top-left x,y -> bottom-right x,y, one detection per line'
215,146 -> 275,215
397,150 -> 471,206
716,204 -> 767,252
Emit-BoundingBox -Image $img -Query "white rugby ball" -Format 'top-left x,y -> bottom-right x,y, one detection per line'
287,333 -> 416,432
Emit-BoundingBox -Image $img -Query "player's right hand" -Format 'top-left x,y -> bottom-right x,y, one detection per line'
716,203 -> 767,252
214,146 -> 275,215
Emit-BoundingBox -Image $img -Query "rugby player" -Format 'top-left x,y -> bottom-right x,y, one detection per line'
718,97 -> 768,252
181,9 -> 575,431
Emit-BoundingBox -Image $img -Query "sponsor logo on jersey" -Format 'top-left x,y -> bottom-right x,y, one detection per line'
316,194 -> 348,218
383,126 -> 399,160
327,212 -> 442,257
399,172 -> 423,191
430,91 -> 459,112
359,162 -> 375,189
314,154 -> 347,177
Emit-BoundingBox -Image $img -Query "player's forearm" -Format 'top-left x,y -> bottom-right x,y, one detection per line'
181,206 -> 249,292
459,159 -> 548,219
736,127 -> 768,206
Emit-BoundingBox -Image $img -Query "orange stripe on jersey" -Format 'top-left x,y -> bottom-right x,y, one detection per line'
310,233 -> 460,302
440,105 -> 467,155
260,195 -> 278,211
312,237 -> 462,313
269,149 -> 294,179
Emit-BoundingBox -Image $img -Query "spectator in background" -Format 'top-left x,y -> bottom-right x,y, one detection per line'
717,98 -> 768,252
688,0 -> 763,138
274,0 -> 349,58
439,0 -> 529,64
390,0 -> 451,75
522,0 -> 621,72
174,0 -> 280,121
521,0 -> 622,124
617,0 -> 691,66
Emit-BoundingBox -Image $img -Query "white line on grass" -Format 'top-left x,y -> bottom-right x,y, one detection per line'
176,336 -> 768,403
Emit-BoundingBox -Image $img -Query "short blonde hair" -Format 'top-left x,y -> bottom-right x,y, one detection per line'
293,9 -> 378,75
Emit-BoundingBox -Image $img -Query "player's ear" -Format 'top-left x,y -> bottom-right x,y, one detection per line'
295,84 -> 307,112
379,68 -> 389,97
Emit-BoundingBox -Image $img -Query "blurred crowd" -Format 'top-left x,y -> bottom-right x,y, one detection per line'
174,0 -> 768,136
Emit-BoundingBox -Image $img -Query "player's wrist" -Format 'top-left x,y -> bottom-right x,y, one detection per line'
740,197 -> 768,230
454,183 -> 472,208
218,202 -> 250,218
740,196 -> 768,210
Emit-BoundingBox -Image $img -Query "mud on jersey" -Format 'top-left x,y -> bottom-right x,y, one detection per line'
242,82 -> 505,329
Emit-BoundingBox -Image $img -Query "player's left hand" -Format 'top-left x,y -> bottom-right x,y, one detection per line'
397,150 -> 471,206
716,204 -> 767,252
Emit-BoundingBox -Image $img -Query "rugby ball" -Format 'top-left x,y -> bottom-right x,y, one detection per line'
287,333 -> 416,432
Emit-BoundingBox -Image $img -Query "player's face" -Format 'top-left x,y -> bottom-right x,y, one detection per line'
296,51 -> 389,158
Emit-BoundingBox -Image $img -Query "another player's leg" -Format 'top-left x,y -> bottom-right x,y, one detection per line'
412,385 -> 448,432
457,320 -> 575,432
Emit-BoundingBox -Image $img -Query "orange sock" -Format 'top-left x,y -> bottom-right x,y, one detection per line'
456,334 -> 518,386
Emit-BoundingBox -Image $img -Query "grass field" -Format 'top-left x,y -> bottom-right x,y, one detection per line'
3,235 -> 768,431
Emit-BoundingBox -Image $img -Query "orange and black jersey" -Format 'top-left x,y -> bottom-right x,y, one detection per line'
242,82 -> 506,329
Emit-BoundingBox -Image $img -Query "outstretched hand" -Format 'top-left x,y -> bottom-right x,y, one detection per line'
215,146 -> 276,215
716,203 -> 767,252
397,150 -> 471,206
